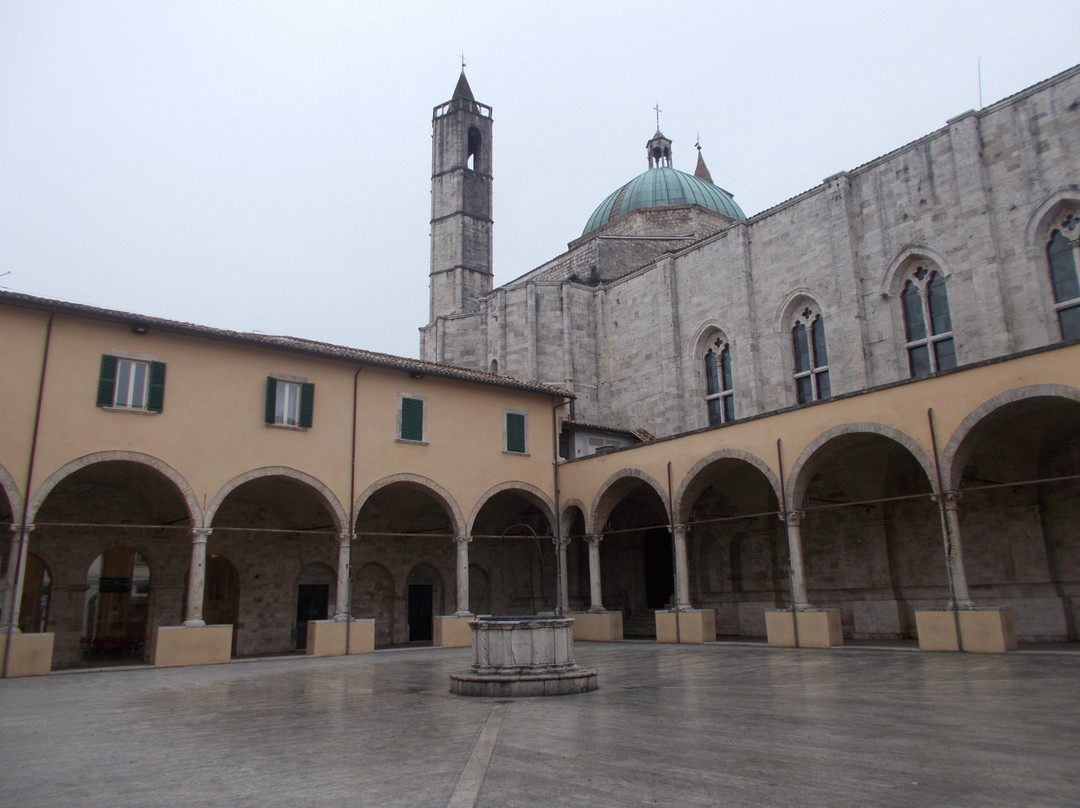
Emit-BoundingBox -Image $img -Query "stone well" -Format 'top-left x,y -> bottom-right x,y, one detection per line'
449,616 -> 598,697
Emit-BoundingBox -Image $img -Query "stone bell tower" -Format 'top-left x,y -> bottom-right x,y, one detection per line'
428,71 -> 494,322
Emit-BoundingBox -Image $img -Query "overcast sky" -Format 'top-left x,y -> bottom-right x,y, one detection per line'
1,2 -> 1076,358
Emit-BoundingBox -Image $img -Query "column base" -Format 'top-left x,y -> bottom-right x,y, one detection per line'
434,615 -> 473,648
566,611 -> 623,641
765,610 -> 843,648
915,608 -> 1017,653
306,619 -> 375,656
655,609 -> 716,644
0,632 -> 54,677
153,625 -> 232,668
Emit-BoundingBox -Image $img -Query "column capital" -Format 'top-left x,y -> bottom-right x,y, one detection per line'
943,492 -> 962,510
585,534 -> 603,548
10,523 -> 34,534
190,527 -> 212,541
551,534 -> 571,548
454,535 -> 473,545
337,531 -> 356,544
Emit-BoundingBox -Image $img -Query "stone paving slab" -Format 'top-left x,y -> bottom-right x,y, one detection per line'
0,644 -> 1077,807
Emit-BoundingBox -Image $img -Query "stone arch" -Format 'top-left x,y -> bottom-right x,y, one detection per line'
788,423 -> 937,507
675,449 -> 781,523
688,319 -> 737,360
0,462 -> 23,525
354,473 -> 465,537
27,451 -> 202,527
467,481 -> 555,537
774,288 -> 830,334
1024,186 -> 1080,253
205,467 -> 346,533
589,468 -> 669,535
1025,188 -> 1080,342
942,384 -> 1080,490
879,244 -> 953,296
559,497 -> 588,534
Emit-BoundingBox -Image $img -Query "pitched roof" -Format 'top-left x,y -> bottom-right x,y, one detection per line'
0,290 -> 573,398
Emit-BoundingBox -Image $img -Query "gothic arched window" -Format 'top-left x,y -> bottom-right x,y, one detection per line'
900,266 -> 956,377
792,307 -> 830,404
1047,214 -> 1080,340
704,338 -> 734,425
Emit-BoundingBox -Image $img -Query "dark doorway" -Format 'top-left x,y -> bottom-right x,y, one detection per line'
643,528 -> 675,609
408,584 -> 433,642
295,584 -> 328,650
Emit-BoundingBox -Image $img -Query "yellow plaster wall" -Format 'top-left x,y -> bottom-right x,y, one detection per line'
0,305 -> 560,525
557,343 -> 1080,526
0,633 -> 55,677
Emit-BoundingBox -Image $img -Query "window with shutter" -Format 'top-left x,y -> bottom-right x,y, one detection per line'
266,377 -> 314,429
505,411 -> 527,453
399,396 -> 425,442
97,355 -> 165,413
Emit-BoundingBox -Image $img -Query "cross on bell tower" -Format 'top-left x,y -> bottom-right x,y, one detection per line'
646,105 -> 672,168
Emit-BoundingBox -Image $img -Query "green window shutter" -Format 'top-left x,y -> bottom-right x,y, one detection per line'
299,382 -> 315,428
96,355 -> 118,407
265,377 -> 277,424
506,412 -> 526,453
400,397 -> 424,441
146,362 -> 166,413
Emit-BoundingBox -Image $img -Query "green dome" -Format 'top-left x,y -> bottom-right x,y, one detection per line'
582,166 -> 746,236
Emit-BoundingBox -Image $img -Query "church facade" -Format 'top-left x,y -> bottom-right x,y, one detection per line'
2,65 -> 1079,675
421,67 -> 1080,643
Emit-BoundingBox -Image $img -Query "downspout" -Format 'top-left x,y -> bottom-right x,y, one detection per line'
3,311 -> 53,678
345,365 -> 362,655
666,461 -> 680,644
777,439 -> 799,648
928,408 -> 964,652
551,396 -> 569,617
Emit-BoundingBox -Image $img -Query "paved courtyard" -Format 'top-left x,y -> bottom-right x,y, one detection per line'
0,642 -> 1077,807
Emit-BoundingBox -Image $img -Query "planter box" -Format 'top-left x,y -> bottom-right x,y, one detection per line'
566,611 -> 623,641
306,619 -> 375,656
765,610 -> 843,648
434,615 -> 473,648
655,609 -> 716,644
0,632 -> 54,677
153,625 -> 232,668
915,609 -> 1017,653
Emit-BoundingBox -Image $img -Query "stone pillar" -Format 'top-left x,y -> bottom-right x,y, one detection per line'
586,535 -> 604,613
672,524 -> 691,609
454,535 -> 472,616
183,528 -> 212,627
555,535 -> 570,614
943,494 -> 974,608
2,523 -> 34,633
333,532 -> 353,621
783,511 -> 809,609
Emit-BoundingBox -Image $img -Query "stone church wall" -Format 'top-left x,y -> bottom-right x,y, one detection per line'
429,66 -> 1080,440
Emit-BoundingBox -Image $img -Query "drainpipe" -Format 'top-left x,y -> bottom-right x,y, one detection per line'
928,408 -> 964,652
344,365 -> 362,655
3,311 -> 53,678
777,439 -> 799,648
551,396 -> 570,617
666,461 -> 681,644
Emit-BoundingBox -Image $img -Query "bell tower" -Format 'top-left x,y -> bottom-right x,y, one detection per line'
428,71 -> 494,322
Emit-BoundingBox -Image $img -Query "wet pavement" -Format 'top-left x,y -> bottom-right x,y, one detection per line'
0,642 -> 1077,807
